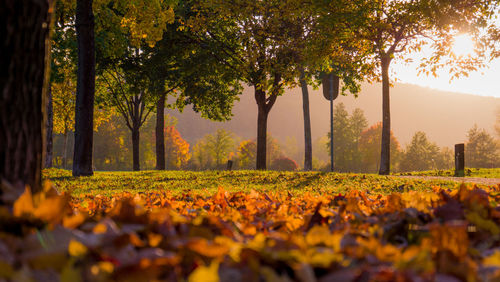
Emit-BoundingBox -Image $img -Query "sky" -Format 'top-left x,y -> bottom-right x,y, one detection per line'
391,34 -> 500,98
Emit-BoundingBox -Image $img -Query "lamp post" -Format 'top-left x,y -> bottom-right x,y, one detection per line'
322,73 -> 340,172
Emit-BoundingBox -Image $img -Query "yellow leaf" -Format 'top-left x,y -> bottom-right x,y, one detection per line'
13,187 -> 34,217
98,261 -> 114,273
187,239 -> 229,257
93,223 -> 107,234
148,233 -> 162,247
484,250 -> 500,267
68,240 -> 88,257
188,261 -> 219,282
63,213 -> 87,229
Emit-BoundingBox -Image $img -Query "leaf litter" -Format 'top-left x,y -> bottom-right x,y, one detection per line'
1,181 -> 500,281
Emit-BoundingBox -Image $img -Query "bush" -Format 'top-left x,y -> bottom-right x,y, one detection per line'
270,156 -> 299,171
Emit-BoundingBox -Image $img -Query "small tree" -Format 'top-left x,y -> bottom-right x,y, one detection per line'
466,125 -> 499,168
358,123 -> 400,173
165,126 -> 191,170
205,129 -> 236,168
327,104 -> 368,172
237,140 -> 257,170
399,131 -> 440,172
192,139 -> 213,170
52,66 -> 76,168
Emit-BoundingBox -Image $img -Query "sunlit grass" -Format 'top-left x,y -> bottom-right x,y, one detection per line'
395,168 -> 500,178
44,168 -> 467,198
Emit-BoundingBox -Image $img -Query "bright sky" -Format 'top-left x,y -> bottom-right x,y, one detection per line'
391,34 -> 500,98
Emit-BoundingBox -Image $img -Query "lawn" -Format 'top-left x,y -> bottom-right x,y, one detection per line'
43,168 -> 466,197
395,167 -> 500,178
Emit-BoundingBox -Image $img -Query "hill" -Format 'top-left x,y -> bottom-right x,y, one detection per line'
168,82 -> 500,149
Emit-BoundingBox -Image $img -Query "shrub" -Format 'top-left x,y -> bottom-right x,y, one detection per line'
270,156 -> 299,171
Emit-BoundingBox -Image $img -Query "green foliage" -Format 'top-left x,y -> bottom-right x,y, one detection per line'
204,129 -> 235,167
400,132 -> 441,172
327,103 -> 368,172
466,125 -> 499,168
236,140 -> 257,169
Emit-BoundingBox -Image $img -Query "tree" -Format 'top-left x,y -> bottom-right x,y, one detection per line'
99,66 -> 155,171
0,0 -> 52,197
73,0 -> 96,176
52,65 -> 76,168
165,126 -> 191,170
205,129 -> 236,168
345,0 -> 490,175
358,122 -> 400,173
192,139 -> 213,170
349,108 -> 369,170
237,140 -> 257,170
399,131 -> 440,172
191,0 -> 313,169
326,104 -> 368,172
45,87 -> 54,168
465,125 -> 499,168
299,70 -> 313,171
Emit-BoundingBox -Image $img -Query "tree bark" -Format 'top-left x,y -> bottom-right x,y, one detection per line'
0,0 -> 52,197
299,68 -> 312,171
256,105 -> 269,170
44,86 -> 53,168
62,130 -> 69,169
132,126 -> 140,171
155,94 -> 165,170
73,0 -> 95,177
379,55 -> 392,175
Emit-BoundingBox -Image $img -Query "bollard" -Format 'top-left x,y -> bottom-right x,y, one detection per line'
455,143 -> 464,177
226,160 -> 233,171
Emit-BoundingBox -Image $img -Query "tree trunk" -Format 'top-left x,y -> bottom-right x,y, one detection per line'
155,94 -> 165,170
256,101 -> 269,170
132,126 -> 140,171
44,86 -> 53,168
299,68 -> 312,171
0,1 -> 52,197
62,130 -> 68,169
379,55 -> 392,175
73,0 -> 95,177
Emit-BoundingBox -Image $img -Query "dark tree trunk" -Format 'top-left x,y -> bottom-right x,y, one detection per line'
0,1 -> 52,197
155,94 -> 165,170
62,130 -> 69,169
256,105 -> 269,170
299,68 -> 312,171
132,126 -> 140,171
45,86 -> 53,168
379,55 -> 392,175
73,0 -> 95,177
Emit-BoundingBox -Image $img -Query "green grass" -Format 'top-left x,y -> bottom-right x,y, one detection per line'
43,168 -> 469,197
395,168 -> 500,178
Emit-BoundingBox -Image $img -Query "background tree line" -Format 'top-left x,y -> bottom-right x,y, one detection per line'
48,103 -> 500,172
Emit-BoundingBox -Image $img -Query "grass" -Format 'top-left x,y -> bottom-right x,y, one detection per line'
394,167 -> 500,178
43,168 -> 472,197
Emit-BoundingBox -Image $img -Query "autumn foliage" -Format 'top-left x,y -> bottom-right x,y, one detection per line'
165,126 -> 190,169
2,180 -> 500,281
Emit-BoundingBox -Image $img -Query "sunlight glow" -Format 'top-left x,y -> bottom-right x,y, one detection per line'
451,34 -> 476,57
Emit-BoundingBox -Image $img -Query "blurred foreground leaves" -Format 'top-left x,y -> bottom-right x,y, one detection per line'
2,182 -> 500,281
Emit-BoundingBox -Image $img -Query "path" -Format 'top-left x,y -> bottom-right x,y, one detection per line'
393,175 -> 500,186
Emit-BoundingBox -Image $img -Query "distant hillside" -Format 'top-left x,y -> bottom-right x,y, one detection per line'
167,82 -> 500,149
